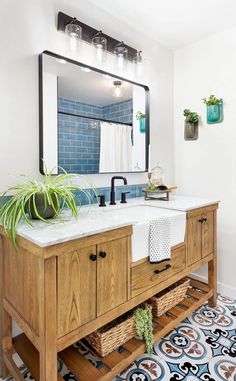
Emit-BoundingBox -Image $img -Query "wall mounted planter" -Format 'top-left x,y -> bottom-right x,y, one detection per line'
184,122 -> 198,141
206,99 -> 223,124
140,118 -> 146,133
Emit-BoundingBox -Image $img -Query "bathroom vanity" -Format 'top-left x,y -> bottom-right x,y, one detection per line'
0,197 -> 218,381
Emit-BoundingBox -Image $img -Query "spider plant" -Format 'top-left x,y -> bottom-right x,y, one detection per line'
0,167 -> 97,246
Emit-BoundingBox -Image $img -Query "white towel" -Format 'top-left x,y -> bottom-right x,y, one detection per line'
149,217 -> 171,264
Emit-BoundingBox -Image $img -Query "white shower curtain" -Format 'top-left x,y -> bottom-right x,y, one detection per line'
99,122 -> 132,173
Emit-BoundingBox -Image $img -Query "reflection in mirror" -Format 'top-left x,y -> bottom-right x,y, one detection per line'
40,52 -> 149,174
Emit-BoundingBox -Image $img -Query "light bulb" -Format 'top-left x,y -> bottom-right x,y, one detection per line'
114,87 -> 121,97
65,19 -> 82,53
92,32 -> 107,65
70,35 -> 77,52
117,54 -> 125,71
114,42 -> 128,72
133,51 -> 143,78
96,44 -> 103,65
113,80 -> 122,98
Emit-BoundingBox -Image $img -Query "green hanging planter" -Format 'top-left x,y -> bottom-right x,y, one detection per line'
203,95 -> 223,124
207,99 -> 223,124
136,111 -> 146,133
140,118 -> 146,133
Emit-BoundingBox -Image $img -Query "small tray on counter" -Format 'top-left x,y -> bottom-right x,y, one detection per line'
143,189 -> 172,201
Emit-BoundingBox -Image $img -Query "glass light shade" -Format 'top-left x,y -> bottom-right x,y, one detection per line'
113,80 -> 123,98
133,51 -> 143,77
114,42 -> 128,72
92,33 -> 107,65
65,21 -> 82,53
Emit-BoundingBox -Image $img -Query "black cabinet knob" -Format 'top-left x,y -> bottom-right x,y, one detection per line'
99,251 -> 107,259
199,218 -> 204,223
203,218 -> 207,222
90,254 -> 97,262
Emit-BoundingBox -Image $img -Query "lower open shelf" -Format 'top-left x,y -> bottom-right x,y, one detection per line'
11,278 -> 213,381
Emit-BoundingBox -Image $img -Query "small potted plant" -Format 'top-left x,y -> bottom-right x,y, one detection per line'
183,109 -> 199,140
0,167 -> 97,246
136,111 -> 146,133
202,94 -> 223,124
134,304 -> 154,355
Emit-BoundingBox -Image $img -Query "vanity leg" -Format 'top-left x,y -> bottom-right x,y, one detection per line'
208,210 -> 217,308
1,308 -> 12,378
39,257 -> 58,381
0,234 -> 9,378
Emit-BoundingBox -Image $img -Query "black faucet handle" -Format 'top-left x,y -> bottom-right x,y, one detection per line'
97,195 -> 106,207
120,191 -> 130,204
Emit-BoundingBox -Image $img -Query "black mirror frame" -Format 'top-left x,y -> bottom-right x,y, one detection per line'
39,50 -> 150,175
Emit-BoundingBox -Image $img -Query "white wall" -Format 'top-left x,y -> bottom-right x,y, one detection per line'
0,0 -> 174,192
174,26 -> 236,292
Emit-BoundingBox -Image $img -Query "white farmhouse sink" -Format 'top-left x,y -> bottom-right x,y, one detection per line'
104,205 -> 186,262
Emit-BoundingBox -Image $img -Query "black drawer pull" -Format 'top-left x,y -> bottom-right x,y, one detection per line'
90,254 -> 97,262
154,264 -> 171,274
99,251 -> 107,259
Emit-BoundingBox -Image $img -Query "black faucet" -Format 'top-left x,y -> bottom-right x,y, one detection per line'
110,176 -> 127,205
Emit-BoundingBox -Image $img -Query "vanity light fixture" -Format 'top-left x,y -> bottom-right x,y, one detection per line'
113,80 -> 123,98
58,12 -> 143,68
114,41 -> 128,72
133,50 -> 143,77
92,30 -> 107,65
65,17 -> 82,53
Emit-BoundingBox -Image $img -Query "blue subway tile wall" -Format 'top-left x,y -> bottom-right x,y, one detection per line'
58,98 -> 102,174
58,98 -> 133,174
102,99 -> 133,124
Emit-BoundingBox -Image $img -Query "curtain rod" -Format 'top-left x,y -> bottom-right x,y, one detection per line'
58,111 -> 133,126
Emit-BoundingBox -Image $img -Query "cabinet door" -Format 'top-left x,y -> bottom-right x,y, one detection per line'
187,215 -> 202,266
202,211 -> 214,258
97,237 -> 128,316
57,245 -> 97,337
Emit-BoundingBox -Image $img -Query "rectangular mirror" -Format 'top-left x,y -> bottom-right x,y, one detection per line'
39,51 -> 149,174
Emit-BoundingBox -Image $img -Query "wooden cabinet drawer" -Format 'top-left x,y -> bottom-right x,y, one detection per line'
131,245 -> 186,297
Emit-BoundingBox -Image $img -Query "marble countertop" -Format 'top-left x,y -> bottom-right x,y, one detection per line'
15,195 -> 219,248
140,195 -> 220,212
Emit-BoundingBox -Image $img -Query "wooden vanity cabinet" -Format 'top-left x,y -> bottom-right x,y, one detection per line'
186,205 -> 215,266
0,204 -> 218,381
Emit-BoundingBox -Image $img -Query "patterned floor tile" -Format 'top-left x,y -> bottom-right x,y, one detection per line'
155,322 -> 213,362
188,302 -> 234,331
207,355 -> 236,380
217,295 -> 236,321
114,354 -> 171,381
166,360 -> 212,381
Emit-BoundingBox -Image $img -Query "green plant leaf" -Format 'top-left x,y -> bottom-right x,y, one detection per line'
134,304 -> 154,355
0,166 -> 97,247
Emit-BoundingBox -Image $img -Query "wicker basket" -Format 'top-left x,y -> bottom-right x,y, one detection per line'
85,311 -> 136,357
149,277 -> 190,317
